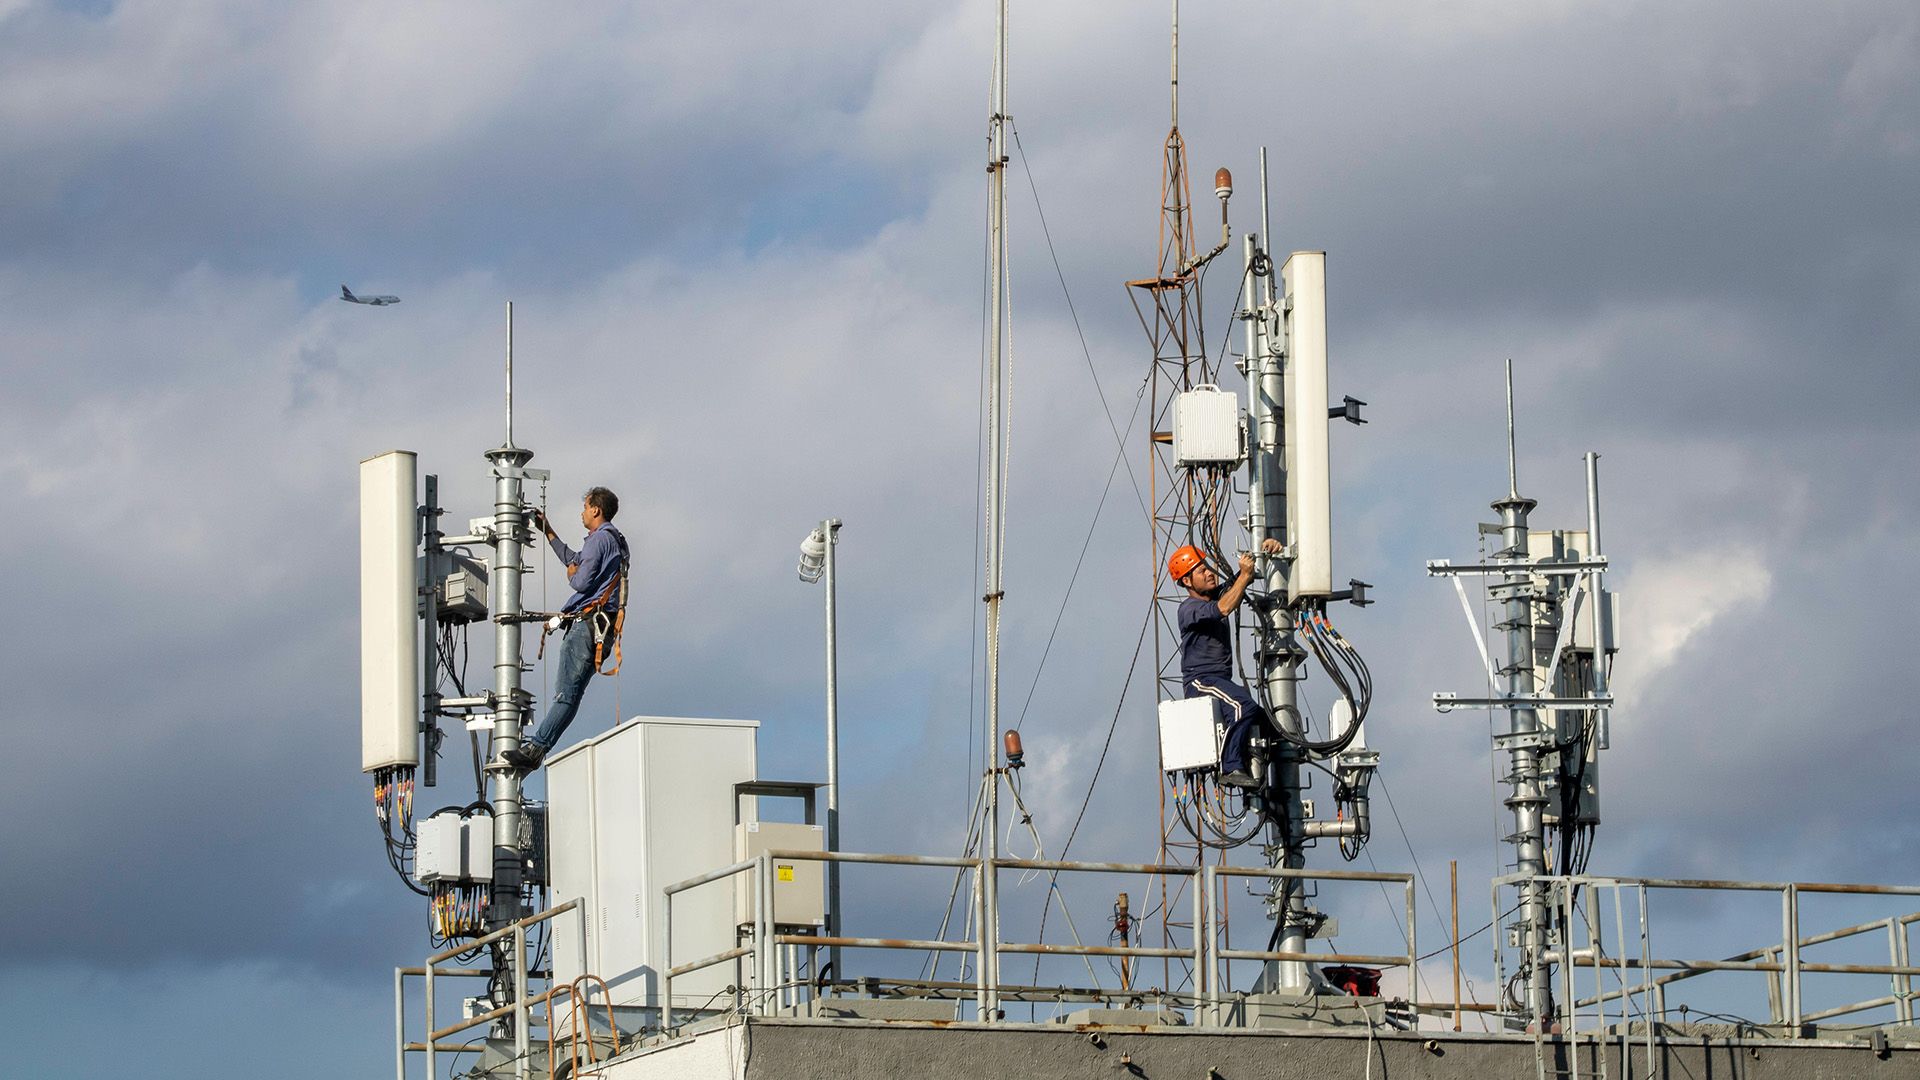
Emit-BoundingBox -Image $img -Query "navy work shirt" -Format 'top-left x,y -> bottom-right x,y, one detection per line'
1178,592 -> 1234,680
551,524 -> 629,615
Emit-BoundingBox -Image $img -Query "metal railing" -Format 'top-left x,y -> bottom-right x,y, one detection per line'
394,898 -> 586,1080
1512,874 -> 1920,1045
661,849 -> 1419,1033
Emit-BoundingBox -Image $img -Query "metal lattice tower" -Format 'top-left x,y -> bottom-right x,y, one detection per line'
1124,0 -> 1222,987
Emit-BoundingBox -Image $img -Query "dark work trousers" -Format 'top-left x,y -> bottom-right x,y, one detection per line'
1183,673 -> 1270,776
526,618 -> 597,753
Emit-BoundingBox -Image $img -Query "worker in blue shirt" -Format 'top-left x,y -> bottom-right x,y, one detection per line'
501,487 -> 630,770
1170,537 -> 1282,788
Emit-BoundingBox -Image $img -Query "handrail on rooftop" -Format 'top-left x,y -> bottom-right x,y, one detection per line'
659,849 -> 1419,1034
395,898 -> 587,1080
1512,873 -> 1920,1051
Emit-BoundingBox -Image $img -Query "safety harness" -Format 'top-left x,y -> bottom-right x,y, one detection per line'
537,527 -> 630,676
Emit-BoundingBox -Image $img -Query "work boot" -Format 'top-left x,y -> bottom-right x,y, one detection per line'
1218,768 -> 1257,789
500,741 -> 545,771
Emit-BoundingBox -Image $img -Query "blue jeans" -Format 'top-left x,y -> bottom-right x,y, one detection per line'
1184,674 -> 1269,775
526,619 -> 597,753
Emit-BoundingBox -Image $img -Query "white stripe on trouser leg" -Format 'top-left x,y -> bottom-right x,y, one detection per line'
1187,680 -> 1244,722
1187,680 -> 1242,769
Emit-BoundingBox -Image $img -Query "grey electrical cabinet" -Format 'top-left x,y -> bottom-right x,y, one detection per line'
548,716 -> 759,1015
733,821 -> 827,928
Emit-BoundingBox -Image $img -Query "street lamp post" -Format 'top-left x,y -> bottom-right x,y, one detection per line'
798,519 -> 843,983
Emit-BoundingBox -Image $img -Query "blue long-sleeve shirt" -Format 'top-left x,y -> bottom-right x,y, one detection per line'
550,524 -> 628,615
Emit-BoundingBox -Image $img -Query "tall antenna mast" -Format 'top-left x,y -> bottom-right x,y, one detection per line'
978,0 -> 1011,1016
482,301 -> 537,1015
1127,0 -> 1229,979
1169,0 -> 1179,126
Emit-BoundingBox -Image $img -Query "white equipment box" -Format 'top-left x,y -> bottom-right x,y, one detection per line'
1173,386 -> 1242,465
414,813 -> 464,883
1157,696 -> 1223,773
549,716 -> 759,1014
417,813 -> 495,883
733,822 -> 827,928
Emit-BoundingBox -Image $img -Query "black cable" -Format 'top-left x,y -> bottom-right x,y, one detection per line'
1016,382 -> 1148,735
1008,121 -> 1148,520
1029,601 -> 1153,972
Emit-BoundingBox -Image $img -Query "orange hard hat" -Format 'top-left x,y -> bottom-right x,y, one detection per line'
1167,545 -> 1205,584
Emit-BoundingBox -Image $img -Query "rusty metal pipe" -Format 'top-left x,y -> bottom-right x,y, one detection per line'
999,943 -> 1192,960
1218,948 -> 1410,967
426,899 -> 578,963
430,984 -> 562,1042
1216,865 -> 1414,885
669,945 -> 753,980
662,858 -> 756,896
772,935 -> 975,953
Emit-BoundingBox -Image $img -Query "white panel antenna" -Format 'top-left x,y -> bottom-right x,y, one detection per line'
1282,251 -> 1333,600
360,450 -> 420,773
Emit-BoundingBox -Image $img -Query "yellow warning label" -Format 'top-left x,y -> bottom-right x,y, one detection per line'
777,865 -> 795,882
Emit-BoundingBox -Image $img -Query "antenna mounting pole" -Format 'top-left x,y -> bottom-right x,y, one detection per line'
505,301 -> 516,448
1505,358 -> 1518,499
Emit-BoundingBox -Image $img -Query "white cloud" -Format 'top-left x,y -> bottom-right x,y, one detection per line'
1616,548 -> 1773,700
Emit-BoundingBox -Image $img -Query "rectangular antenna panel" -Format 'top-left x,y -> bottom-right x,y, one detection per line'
360,450 -> 419,773
1173,387 -> 1242,465
1282,252 -> 1333,600
1157,696 -> 1223,773
548,716 -> 759,1015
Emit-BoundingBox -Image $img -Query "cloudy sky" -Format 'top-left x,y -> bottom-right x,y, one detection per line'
3,0 -> 1917,1075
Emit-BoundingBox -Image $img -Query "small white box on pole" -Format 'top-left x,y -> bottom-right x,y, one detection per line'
360,450 -> 419,772
415,813 -> 464,883
1173,386 -> 1242,465
1157,696 -> 1223,773
1282,252 -> 1333,600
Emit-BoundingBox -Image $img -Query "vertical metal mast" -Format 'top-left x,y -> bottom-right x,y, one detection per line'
980,0 -> 1010,1013
1239,151 -> 1313,994
1492,359 -> 1550,1025
485,302 -> 534,943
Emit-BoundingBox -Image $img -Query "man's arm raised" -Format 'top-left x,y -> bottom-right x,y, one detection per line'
1215,538 -> 1284,615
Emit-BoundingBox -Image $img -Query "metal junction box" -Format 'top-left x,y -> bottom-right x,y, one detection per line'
732,822 -> 826,928
1157,696 -> 1223,773
416,812 -> 494,883
548,716 -> 759,1015
415,813 -> 465,883
1173,387 -> 1242,466
437,553 -> 490,624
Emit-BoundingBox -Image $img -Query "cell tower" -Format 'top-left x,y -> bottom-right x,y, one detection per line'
1128,3 -> 1385,1003
361,303 -> 552,1040
1125,0 -> 1233,977
1427,363 -> 1617,1028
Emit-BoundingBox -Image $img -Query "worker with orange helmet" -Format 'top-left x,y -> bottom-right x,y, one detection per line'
1170,536 -> 1283,787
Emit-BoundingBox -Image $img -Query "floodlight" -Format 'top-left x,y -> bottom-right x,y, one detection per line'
798,528 -> 827,583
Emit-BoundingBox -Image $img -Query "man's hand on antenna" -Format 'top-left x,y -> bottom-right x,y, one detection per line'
1236,538 -> 1284,579
529,507 -> 556,540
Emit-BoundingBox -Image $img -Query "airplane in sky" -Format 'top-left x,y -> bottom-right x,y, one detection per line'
340,285 -> 400,306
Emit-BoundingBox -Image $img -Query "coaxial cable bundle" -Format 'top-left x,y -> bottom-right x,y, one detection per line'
1170,772 -> 1263,849
1279,604 -> 1370,755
